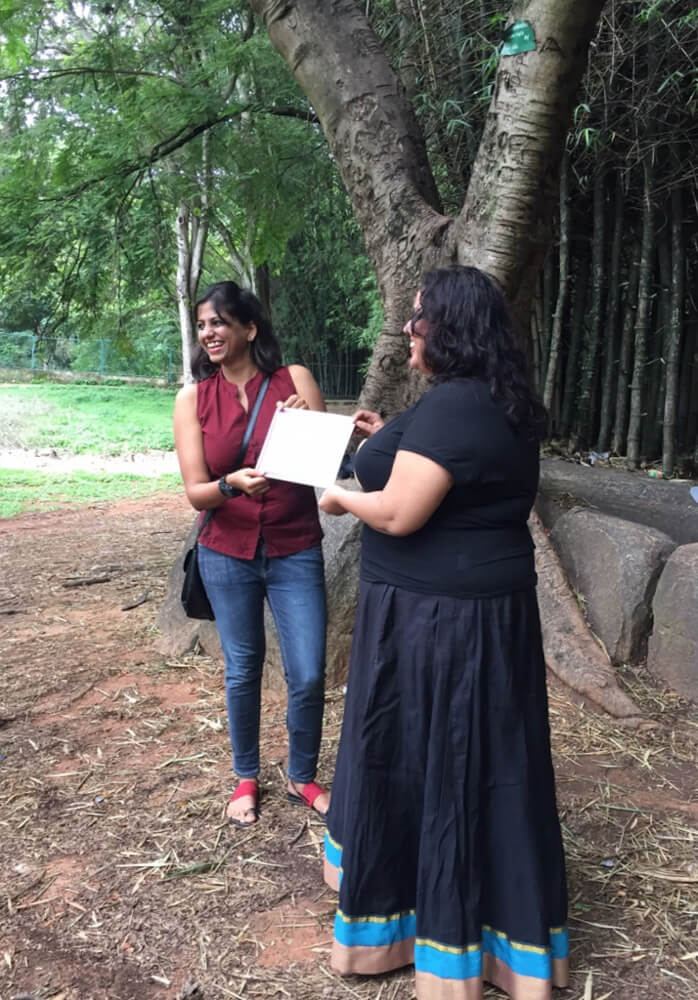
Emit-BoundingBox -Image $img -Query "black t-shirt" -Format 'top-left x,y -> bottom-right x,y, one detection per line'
354,379 -> 539,597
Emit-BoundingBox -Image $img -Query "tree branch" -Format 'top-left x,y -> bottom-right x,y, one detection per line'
3,105 -> 318,204
0,67 -> 189,86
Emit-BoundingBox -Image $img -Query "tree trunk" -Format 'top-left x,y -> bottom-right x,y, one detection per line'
255,262 -> 272,318
242,0 -> 637,719
189,131 -> 211,300
175,134 -> 211,385
394,0 -> 419,100
572,164 -> 605,451
176,202 -> 195,385
543,151 -> 569,417
627,159 -> 655,470
453,0 -> 606,335
596,171 -> 624,452
643,223 -> 670,460
216,220 -> 257,289
611,243 -> 640,456
559,250 -> 589,440
541,243 -> 555,386
662,182 -> 684,477
249,0 -> 447,415
531,271 -> 543,392
677,314 -> 696,458
250,0 -> 605,407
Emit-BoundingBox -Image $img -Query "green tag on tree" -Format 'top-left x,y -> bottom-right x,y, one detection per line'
501,21 -> 536,56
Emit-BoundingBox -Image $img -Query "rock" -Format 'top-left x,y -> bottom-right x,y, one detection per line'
550,508 -> 675,664
537,458 -> 698,545
648,543 -> 698,701
155,518 -> 203,658
197,617 -> 223,661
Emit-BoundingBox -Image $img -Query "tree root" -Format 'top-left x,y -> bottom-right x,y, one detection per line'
531,512 -> 644,726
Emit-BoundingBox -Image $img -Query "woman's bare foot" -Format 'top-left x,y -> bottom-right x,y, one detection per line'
287,779 -> 330,817
227,778 -> 259,827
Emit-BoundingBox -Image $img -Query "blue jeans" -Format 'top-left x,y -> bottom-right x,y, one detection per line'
198,541 -> 327,783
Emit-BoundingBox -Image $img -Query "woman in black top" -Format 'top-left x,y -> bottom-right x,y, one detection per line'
318,266 -> 568,1000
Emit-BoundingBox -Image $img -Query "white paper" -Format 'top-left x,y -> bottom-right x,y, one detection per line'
256,407 -> 354,488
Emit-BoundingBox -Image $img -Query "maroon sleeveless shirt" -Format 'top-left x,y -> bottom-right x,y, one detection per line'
197,367 -> 322,559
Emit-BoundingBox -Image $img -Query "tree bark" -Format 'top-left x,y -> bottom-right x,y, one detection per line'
249,0 -> 447,414
661,182 -> 684,477
454,0 -> 606,334
627,159 -> 655,470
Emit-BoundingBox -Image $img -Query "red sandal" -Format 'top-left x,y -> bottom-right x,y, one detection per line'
287,780 -> 329,822
228,779 -> 259,828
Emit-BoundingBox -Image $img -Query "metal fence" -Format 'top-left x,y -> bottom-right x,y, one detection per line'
0,330 -> 365,398
0,331 -> 180,381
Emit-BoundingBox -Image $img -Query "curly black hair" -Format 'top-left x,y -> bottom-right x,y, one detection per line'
417,265 -> 547,439
191,281 -> 282,381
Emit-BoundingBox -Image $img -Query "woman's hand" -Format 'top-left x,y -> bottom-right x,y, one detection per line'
228,468 -> 270,496
277,393 -> 308,410
319,486 -> 348,516
353,409 -> 384,437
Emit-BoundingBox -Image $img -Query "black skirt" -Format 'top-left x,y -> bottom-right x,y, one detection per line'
324,581 -> 568,1000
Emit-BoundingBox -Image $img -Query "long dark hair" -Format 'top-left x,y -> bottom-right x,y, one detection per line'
418,265 -> 547,439
191,281 -> 282,381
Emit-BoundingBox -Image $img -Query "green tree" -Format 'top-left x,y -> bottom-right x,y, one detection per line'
0,0 -> 363,381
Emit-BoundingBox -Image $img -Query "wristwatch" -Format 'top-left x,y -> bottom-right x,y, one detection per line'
218,476 -> 240,499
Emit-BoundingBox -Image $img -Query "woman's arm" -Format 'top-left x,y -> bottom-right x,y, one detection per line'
173,384 -> 268,511
319,449 -> 453,536
285,365 -> 326,412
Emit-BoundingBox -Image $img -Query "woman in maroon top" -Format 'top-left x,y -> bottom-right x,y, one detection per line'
174,281 -> 329,827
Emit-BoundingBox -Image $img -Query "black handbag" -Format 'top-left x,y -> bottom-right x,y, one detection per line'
180,376 -> 271,620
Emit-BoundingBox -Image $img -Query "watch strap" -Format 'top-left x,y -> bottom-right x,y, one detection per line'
218,476 -> 238,498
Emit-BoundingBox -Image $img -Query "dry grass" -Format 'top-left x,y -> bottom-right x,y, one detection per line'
1,494 -> 696,1000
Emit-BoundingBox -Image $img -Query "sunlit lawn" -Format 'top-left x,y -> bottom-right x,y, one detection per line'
0,468 -> 181,518
0,381 -> 177,454
0,381 -> 180,516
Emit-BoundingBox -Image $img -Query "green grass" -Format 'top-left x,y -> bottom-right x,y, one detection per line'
0,468 -> 181,518
0,382 -> 177,454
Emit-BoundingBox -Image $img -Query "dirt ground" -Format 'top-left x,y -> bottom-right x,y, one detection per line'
1,490 -> 697,1000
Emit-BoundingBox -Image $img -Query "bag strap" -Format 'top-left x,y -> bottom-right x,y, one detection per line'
195,375 -> 271,542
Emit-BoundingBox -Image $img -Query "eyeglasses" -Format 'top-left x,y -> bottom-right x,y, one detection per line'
406,309 -> 425,337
